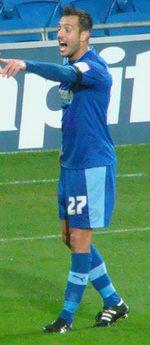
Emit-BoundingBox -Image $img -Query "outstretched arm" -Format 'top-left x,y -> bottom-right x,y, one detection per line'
0,58 -> 81,83
0,59 -> 26,78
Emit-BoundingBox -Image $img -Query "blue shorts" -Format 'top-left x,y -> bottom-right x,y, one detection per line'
58,164 -> 116,229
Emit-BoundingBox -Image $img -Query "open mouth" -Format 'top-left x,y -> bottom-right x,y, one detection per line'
59,42 -> 67,52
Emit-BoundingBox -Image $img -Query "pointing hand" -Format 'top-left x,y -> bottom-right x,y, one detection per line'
0,58 -> 26,78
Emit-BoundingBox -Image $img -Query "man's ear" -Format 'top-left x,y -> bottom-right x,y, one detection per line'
80,30 -> 90,42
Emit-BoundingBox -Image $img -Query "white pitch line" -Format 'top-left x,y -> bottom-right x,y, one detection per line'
0,227 -> 149,243
0,234 -> 62,242
0,173 -> 146,186
94,227 -> 150,235
117,173 -> 145,178
0,178 -> 59,186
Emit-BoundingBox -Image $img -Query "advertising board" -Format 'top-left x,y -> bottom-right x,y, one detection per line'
0,34 -> 150,152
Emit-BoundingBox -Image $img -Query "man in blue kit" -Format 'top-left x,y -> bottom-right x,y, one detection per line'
0,6 -> 129,333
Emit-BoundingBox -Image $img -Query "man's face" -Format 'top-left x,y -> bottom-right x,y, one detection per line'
57,15 -> 82,61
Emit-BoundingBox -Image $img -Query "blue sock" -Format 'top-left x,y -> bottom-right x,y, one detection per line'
89,244 -> 120,307
59,252 -> 92,325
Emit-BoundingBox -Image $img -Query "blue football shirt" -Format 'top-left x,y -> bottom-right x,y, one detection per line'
59,48 -> 116,169
25,48 -> 116,169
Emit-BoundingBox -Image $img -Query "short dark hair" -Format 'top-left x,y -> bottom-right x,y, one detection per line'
61,6 -> 93,33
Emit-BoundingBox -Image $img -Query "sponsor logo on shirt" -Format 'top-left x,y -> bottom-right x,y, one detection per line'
59,89 -> 74,105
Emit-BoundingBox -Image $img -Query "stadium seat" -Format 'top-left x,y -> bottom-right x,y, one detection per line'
106,0 -> 136,19
106,12 -> 150,36
69,0 -> 116,36
13,1 -> 59,27
1,0 -> 57,10
70,0 -> 115,23
0,1 -> 59,42
1,1 -> 34,18
0,18 -> 44,43
131,0 -> 150,14
47,3 -> 63,39
2,0 -> 59,19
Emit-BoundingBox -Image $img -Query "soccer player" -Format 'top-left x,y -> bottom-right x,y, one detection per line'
0,6 -> 129,333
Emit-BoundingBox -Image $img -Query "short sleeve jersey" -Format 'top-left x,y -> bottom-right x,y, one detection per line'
60,48 -> 116,169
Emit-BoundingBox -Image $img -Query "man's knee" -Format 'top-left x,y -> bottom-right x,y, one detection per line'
69,228 -> 92,253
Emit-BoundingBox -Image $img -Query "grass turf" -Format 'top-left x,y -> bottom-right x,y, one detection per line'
0,144 -> 150,345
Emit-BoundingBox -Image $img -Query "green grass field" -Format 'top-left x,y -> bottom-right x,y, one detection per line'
0,144 -> 150,345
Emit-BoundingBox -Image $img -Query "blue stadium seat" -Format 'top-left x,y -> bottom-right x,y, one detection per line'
47,3 -> 63,39
14,1 -> 59,27
106,12 -> 150,36
70,0 -> 115,23
69,0 -> 116,36
131,0 -> 150,14
106,0 -> 136,19
1,0 -> 58,10
0,1 -> 59,42
1,0 -> 34,17
1,0 -> 59,19
0,18 -> 44,43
